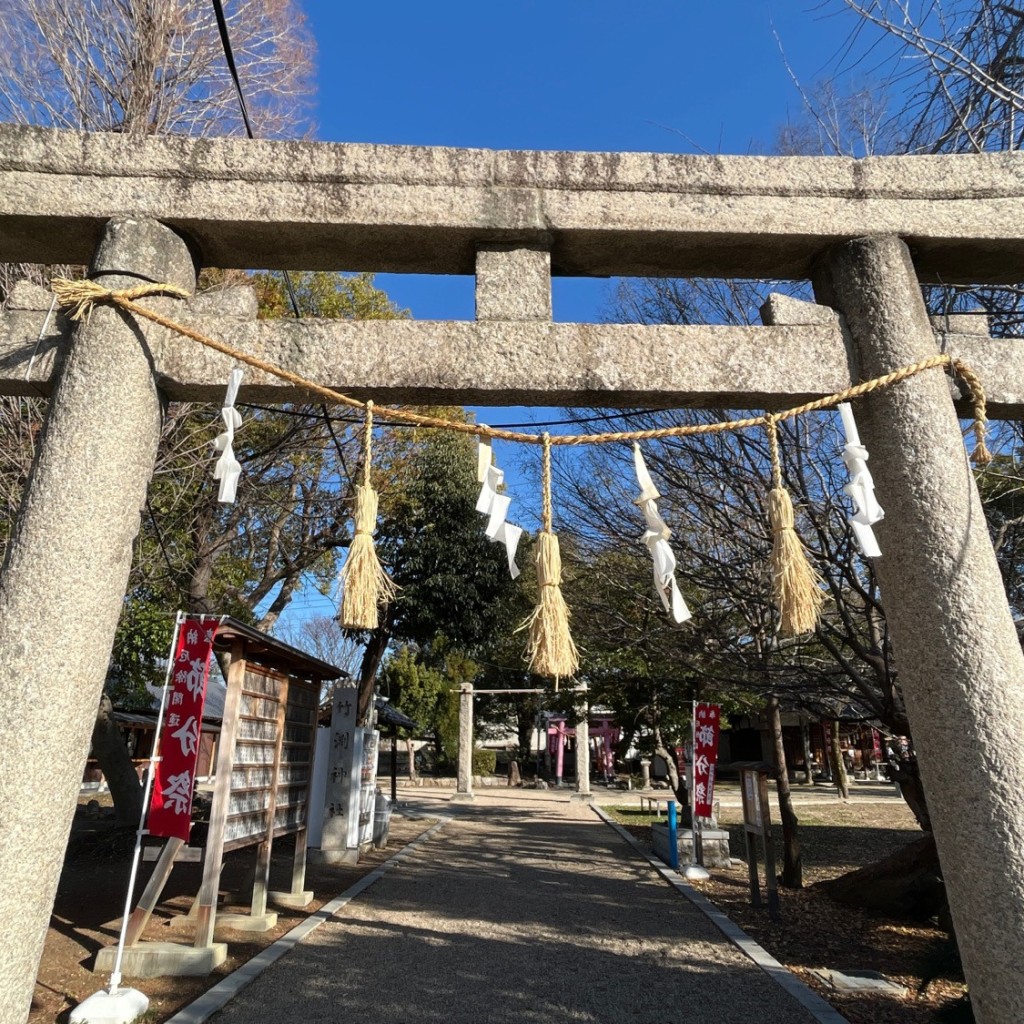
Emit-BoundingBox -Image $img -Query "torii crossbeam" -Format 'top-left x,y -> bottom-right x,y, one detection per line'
2,125 -> 1024,1023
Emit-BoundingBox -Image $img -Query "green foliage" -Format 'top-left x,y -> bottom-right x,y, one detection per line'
123,269 -> 407,633
381,644 -> 482,772
380,646 -> 448,736
376,419 -> 521,656
250,271 -> 409,321
472,748 -> 497,775
436,687 -> 460,764
107,597 -> 175,709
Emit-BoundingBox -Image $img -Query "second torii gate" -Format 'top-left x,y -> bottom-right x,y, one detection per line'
2,126 -> 1024,1022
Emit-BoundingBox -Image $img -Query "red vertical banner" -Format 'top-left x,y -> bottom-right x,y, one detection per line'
693,702 -> 721,818
872,729 -> 883,762
148,617 -> 219,841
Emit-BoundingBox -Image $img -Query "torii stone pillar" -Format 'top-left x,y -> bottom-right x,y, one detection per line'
816,235 -> 1024,1024
572,684 -> 592,801
453,682 -> 474,801
0,218 -> 196,1022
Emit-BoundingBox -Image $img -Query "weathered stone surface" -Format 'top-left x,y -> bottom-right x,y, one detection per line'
7,280 -> 58,310
574,689 -> 591,798
651,824 -> 731,869
929,312 -> 990,336
5,125 -> 1024,281
0,217 -> 196,1023
3,311 -> 1019,415
475,245 -> 551,321
759,293 -> 842,327
816,235 -> 1024,1024
182,284 -> 258,320
456,684 -> 474,799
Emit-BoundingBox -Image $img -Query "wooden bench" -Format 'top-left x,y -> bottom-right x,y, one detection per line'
638,794 -> 669,817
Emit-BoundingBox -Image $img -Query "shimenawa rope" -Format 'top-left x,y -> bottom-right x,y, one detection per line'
50,278 -> 997,656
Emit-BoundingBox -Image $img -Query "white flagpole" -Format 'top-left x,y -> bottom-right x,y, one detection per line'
108,610 -> 186,993
684,698 -> 709,880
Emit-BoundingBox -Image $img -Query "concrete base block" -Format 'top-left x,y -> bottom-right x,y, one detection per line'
214,911 -> 277,933
95,942 -> 227,979
70,986 -> 148,1024
651,824 -> 732,870
570,792 -> 595,803
308,847 -> 360,866
449,793 -> 475,802
269,890 -> 314,909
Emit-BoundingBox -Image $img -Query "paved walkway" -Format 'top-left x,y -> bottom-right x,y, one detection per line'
210,790 -> 828,1024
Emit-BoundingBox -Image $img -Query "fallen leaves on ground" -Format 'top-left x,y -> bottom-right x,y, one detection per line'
615,792 -> 971,1024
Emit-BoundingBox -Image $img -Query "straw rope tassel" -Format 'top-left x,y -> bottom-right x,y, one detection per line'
951,358 -> 994,467
765,416 -> 825,636
340,402 -> 397,629
522,434 -> 579,684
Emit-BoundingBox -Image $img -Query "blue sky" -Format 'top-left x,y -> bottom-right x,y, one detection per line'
275,2 -> 878,626
301,1 -> 873,323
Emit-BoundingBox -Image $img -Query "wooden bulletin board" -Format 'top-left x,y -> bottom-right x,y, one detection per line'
116,618 -> 344,970
737,764 -> 780,922
222,665 -> 318,851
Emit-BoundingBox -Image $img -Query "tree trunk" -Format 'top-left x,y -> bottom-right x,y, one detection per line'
819,722 -> 832,780
406,737 -> 417,781
829,719 -> 849,800
819,833 -> 944,920
888,753 -> 932,831
801,717 -> 814,784
768,693 -> 802,888
91,689 -> 144,827
653,725 -> 687,822
356,612 -> 394,725
516,702 -> 536,758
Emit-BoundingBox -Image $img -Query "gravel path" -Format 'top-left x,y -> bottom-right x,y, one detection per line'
212,792 -> 819,1024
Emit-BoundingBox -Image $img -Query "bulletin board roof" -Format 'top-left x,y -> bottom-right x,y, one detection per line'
212,617 -> 347,682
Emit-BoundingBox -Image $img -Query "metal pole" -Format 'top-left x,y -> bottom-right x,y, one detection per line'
109,611 -> 186,992
667,799 -> 679,870
390,723 -> 398,804
684,699 -> 709,880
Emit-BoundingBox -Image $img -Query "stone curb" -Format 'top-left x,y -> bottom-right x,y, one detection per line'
592,805 -> 849,1024
163,816 -> 452,1024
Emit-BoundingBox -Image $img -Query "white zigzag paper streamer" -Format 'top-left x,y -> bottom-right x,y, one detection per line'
837,403 -> 883,558
476,438 -> 523,579
633,444 -> 691,624
212,367 -> 244,504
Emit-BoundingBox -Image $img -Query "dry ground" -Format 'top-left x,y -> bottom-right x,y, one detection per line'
31,796 -> 433,1024
34,787 -> 970,1024
612,790 -> 971,1024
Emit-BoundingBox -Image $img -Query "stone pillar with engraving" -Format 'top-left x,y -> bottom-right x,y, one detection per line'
312,686 -> 361,864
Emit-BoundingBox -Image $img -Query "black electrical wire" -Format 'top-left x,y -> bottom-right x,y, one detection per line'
210,0 -> 255,139
211,0 -> 302,320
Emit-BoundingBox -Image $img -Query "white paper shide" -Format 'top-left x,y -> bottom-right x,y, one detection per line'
212,367 -> 244,503
633,443 -> 691,624
476,438 -> 523,578
838,402 -> 884,558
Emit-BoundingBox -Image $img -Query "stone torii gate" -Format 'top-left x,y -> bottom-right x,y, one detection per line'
2,125 -> 1024,1022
